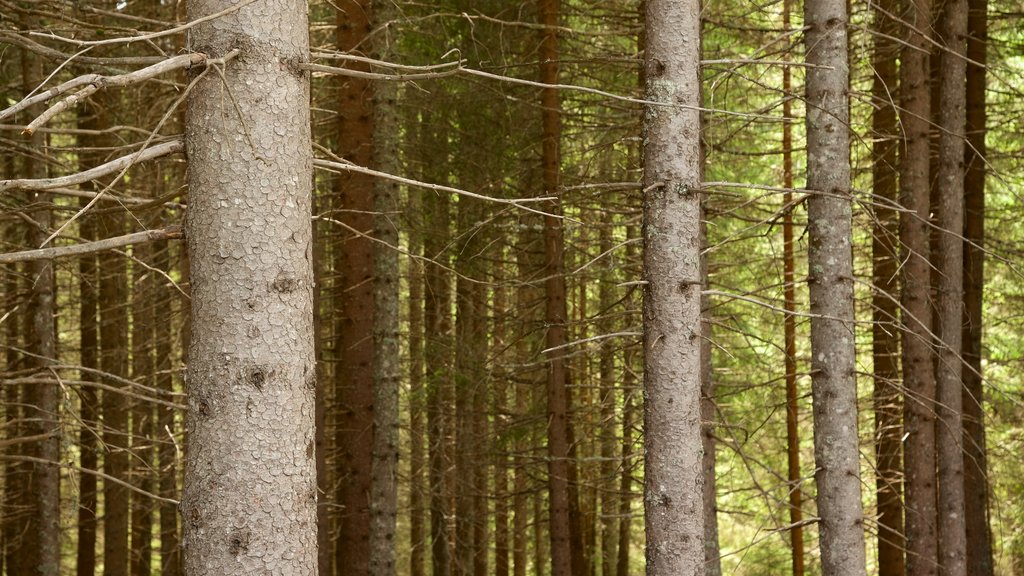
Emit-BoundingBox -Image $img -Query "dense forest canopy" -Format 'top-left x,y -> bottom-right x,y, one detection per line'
1,0 -> 1022,573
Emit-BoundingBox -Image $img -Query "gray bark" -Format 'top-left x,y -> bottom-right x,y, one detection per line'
935,0 -> 969,570
641,0 -> 705,573
803,0 -> 869,571
180,0 -> 318,573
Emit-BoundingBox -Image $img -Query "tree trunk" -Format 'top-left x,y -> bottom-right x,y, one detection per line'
538,0 -> 575,574
21,41 -> 61,576
407,153 -> 427,576
641,0 -> 705,572
962,0 -> 992,569
781,1 -> 805,572
900,0 -> 939,568
871,0 -> 905,572
155,235 -> 181,576
131,227 -> 155,576
180,0 -> 318,572
616,340 -> 637,576
333,1 -> 376,572
803,0 -> 869,570
101,210 -> 130,576
370,5 -> 400,572
935,0 -> 969,570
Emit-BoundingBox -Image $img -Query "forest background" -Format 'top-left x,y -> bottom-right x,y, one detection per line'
0,0 -> 1022,574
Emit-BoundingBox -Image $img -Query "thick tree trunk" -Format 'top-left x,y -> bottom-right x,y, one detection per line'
899,0 -> 939,569
871,0 -> 905,572
803,0 -> 869,571
180,0 -> 318,572
935,0 -> 969,571
962,0 -> 992,570
641,0 -> 705,572
333,1 -> 376,572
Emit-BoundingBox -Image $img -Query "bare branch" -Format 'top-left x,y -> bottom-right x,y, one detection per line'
0,227 -> 182,265
0,139 -> 182,194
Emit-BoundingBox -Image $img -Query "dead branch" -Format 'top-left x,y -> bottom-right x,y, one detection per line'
0,226 -> 182,264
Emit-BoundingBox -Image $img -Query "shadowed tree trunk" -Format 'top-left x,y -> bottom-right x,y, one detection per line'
179,0 -> 318,572
962,0 -> 993,569
803,0 -> 869,569
871,0 -> 905,572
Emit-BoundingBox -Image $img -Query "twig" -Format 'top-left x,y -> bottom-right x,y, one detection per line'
0,227 -> 182,264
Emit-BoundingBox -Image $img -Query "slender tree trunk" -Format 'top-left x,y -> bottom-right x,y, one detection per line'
407,165 -> 427,576
21,42 -> 61,576
803,0 -> 869,570
900,0 -> 939,568
598,219 -> 619,576
781,1 -> 805,571
180,0 -> 318,572
155,235 -> 180,576
538,0 -> 575,573
871,0 -> 906,572
962,0 -> 992,569
101,208 -> 130,576
616,342 -> 637,576
370,6 -> 400,572
641,0 -> 705,572
334,1 -> 376,572
493,280 -> 511,576
935,0 -> 969,570
131,229 -> 155,576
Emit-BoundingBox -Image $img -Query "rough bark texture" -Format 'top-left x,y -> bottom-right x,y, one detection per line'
871,1 -> 906,572
962,0 -> 992,569
803,0 -> 869,571
370,4 -> 400,572
935,0 -> 969,571
642,0 -> 705,573
180,0 -> 318,572
333,1 -> 376,572
899,0 -> 939,568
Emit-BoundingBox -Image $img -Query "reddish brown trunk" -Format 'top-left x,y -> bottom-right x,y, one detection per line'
333,1 -> 376,572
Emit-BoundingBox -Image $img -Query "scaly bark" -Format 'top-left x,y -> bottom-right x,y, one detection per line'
180,0 -> 318,572
642,0 -> 705,571
803,0 -> 869,570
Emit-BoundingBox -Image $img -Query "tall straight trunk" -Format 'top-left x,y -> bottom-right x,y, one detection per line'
101,211 -> 130,576
538,0 -> 575,574
131,232 -> 155,576
423,115 -> 454,576
642,0 -> 705,572
155,236 -> 180,576
408,173 -> 427,576
616,342 -> 637,576
962,0 -> 992,569
803,0 -> 869,570
20,42 -> 61,576
334,1 -> 376,572
935,0 -> 969,570
493,280 -> 510,576
781,1 -> 805,572
76,106 -> 103,576
370,6 -> 400,572
598,219 -> 618,576
871,0 -> 905,572
180,0 -> 318,572
900,0 -> 938,567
